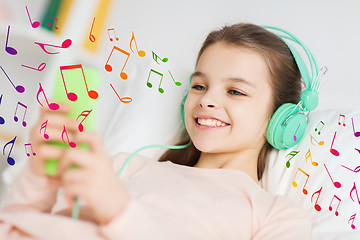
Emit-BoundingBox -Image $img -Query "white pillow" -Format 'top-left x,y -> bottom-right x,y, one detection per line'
262,108 -> 360,240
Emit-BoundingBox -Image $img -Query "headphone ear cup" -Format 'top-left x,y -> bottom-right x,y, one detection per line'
267,103 -> 307,150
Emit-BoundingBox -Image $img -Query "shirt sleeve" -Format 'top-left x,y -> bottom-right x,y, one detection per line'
252,196 -> 313,240
0,163 -> 59,214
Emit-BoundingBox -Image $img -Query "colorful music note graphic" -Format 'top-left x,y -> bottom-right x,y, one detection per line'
13,102 -> 28,127
330,131 -> 340,156
168,70 -> 182,86
40,120 -> 49,139
305,149 -> 318,167
324,163 -> 341,188
61,125 -> 76,148
349,213 -> 356,229
355,148 -> 360,154
292,168 -> 309,195
110,84 -> 133,104
315,121 -> 325,135
147,69 -> 164,93
152,51 -> 168,64
309,134 -> 324,146
2,136 -> 17,166
338,114 -> 346,127
5,26 -> 17,55
130,32 -> 146,57
311,187 -> 322,211
341,164 -> 360,173
351,117 -> 360,137
89,17 -> 96,42
76,110 -> 92,132
107,28 -> 119,41
105,46 -> 130,80
350,182 -> 360,205
24,143 -> 36,157
25,6 -> 40,28
36,83 -> 60,110
285,150 -> 299,168
21,62 -> 46,72
329,195 -> 341,216
293,123 -> 300,141
34,39 -> 72,54
0,94 -> 5,125
60,64 -> 98,101
0,66 -> 25,93
47,16 -> 59,30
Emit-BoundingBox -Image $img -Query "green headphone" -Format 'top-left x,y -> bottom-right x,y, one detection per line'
180,25 -> 327,150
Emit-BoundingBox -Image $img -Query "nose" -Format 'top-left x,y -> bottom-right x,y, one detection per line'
199,91 -> 218,109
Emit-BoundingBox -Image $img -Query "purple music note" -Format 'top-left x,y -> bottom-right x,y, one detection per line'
5,26 -> 17,55
0,66 -> 25,93
13,102 -> 27,127
0,94 -> 5,125
351,117 -> 360,137
2,136 -> 17,166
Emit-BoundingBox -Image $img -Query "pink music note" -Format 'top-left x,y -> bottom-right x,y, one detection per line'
47,16 -> 59,30
351,117 -> 360,137
25,6 -> 40,28
129,31 -> 146,57
147,69 -> 164,93
292,168 -> 309,195
293,123 -> 300,141
285,150 -> 300,168
34,39 -> 72,54
21,62 -> 46,72
152,51 -> 168,64
314,121 -> 325,135
330,131 -> 340,156
24,143 -> 36,157
36,83 -> 60,110
61,125 -> 76,148
5,26 -> 17,55
105,46 -> 130,80
13,102 -> 27,127
309,134 -> 324,146
350,182 -> 360,205
311,187 -> 322,211
0,66 -> 25,93
349,213 -> 356,229
107,28 -> 119,41
341,164 -> 360,173
338,114 -> 346,127
0,94 -> 5,125
59,64 -> 98,101
40,120 -> 49,139
305,148 -> 318,166
2,136 -> 17,166
110,84 -> 133,103
329,195 -> 341,216
324,163 -> 341,188
76,109 -> 93,132
89,17 -> 96,42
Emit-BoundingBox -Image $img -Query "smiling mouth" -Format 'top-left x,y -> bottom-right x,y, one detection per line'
195,118 -> 230,127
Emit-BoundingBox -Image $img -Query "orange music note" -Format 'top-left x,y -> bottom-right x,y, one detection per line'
147,69 -> 164,93
350,182 -> 360,205
338,114 -> 346,127
61,125 -> 76,148
110,84 -> 132,103
105,46 -> 130,80
330,131 -> 340,156
40,120 -> 49,139
36,83 -> 60,110
60,64 -> 99,101
309,134 -> 324,146
47,16 -> 59,30
2,136 -> 17,166
129,32 -> 146,57
315,121 -> 325,135
349,213 -> 356,229
34,39 -> 72,54
292,168 -> 309,195
311,187 -> 322,211
285,150 -> 300,168
329,195 -> 341,216
24,143 -> 36,157
107,28 -> 119,41
76,110 -> 92,132
152,51 -> 168,64
13,102 -> 27,127
324,163 -> 341,188
89,17 -> 96,42
305,149 -> 318,166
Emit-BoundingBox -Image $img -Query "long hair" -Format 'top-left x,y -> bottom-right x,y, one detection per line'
159,23 -> 302,181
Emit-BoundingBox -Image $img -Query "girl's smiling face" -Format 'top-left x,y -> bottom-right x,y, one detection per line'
184,41 -> 274,155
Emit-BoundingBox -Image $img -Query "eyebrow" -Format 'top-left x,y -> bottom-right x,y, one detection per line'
191,71 -> 256,88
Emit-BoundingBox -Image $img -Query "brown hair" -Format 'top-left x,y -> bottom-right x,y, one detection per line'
159,23 -> 302,180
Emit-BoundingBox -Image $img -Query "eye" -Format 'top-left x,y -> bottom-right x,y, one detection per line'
228,89 -> 245,96
192,84 -> 207,91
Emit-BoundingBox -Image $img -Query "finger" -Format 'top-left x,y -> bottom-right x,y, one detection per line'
74,131 -> 106,154
38,113 -> 79,132
61,168 -> 89,186
57,148 -> 93,175
38,100 -> 72,116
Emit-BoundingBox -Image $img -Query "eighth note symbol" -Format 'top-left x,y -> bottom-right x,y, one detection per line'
338,114 -> 346,127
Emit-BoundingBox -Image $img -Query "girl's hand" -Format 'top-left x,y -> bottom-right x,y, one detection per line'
56,131 -> 130,225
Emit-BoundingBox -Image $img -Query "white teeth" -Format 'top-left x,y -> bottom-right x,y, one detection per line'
197,118 -> 226,127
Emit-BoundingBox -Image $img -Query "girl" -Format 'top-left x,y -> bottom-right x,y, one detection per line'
0,23 -> 312,239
